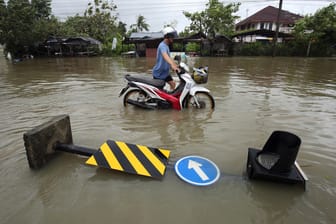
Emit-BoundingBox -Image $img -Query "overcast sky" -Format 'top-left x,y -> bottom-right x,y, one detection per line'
51,0 -> 335,32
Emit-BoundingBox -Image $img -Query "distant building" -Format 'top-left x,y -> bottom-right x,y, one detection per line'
210,34 -> 233,56
234,6 -> 303,43
42,37 -> 101,56
123,32 -> 232,57
122,32 -> 163,57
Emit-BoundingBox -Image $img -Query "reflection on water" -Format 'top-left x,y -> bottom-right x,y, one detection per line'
0,56 -> 335,224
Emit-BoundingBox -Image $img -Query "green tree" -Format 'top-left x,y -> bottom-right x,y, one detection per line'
130,15 -> 150,32
183,11 -> 206,35
179,27 -> 192,37
31,15 -> 62,43
117,21 -> 127,37
293,3 -> 336,56
5,0 -> 35,57
84,0 -> 119,43
183,0 -> 240,38
205,0 -> 240,37
1,0 -> 54,57
31,0 -> 51,20
0,0 -> 7,44
61,14 -> 90,37
60,0 -> 125,55
30,0 -> 59,52
60,0 -> 119,54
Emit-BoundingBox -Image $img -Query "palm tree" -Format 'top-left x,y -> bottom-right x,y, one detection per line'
130,15 -> 150,32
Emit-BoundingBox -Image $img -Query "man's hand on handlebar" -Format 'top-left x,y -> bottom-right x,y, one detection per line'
171,63 -> 180,74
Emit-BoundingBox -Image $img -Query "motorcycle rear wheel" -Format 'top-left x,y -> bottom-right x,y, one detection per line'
123,89 -> 148,107
185,92 -> 215,110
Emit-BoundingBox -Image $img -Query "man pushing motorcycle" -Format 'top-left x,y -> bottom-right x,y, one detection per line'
119,26 -> 214,110
152,27 -> 180,91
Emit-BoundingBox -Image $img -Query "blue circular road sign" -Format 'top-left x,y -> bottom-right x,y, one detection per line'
175,155 -> 220,186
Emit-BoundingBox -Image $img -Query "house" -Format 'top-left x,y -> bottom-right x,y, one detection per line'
62,37 -> 102,56
234,6 -> 303,43
42,37 -> 101,56
122,32 -> 163,57
210,34 -> 233,56
178,33 -> 232,56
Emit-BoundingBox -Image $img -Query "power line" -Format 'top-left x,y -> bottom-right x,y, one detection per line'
50,0 -> 334,30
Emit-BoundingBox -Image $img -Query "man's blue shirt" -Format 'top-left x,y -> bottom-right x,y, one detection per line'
152,41 -> 170,80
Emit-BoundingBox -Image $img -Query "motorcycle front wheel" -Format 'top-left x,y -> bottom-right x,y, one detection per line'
123,89 -> 148,107
185,92 -> 215,110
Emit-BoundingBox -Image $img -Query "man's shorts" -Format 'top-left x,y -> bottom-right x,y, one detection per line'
164,75 -> 173,82
153,75 -> 173,82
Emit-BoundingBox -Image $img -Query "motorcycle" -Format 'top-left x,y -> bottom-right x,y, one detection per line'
119,62 -> 215,111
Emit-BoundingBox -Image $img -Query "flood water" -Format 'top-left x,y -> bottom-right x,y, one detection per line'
0,54 -> 335,224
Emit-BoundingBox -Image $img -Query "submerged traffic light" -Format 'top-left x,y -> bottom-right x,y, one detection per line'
246,131 -> 307,189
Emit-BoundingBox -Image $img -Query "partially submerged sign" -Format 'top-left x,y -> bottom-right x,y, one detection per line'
86,140 -> 170,178
23,114 -> 170,178
175,155 -> 220,186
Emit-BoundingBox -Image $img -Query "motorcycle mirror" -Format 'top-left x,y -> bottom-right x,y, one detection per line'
174,55 -> 181,63
179,62 -> 189,72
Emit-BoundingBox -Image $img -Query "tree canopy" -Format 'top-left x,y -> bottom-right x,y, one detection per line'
129,15 -> 150,33
293,3 -> 336,55
183,0 -> 240,38
294,3 -> 336,43
4,0 -> 39,56
1,0 -> 335,58
0,0 -> 125,57
0,0 -> 7,44
83,0 -> 119,42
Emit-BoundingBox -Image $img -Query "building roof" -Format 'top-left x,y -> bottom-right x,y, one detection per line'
236,6 -> 303,26
125,32 -> 208,45
64,37 -> 101,45
184,32 -> 207,40
129,32 -> 163,40
46,37 -> 101,45
214,34 -> 232,42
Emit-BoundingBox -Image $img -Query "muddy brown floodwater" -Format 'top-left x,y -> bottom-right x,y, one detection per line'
0,55 -> 335,224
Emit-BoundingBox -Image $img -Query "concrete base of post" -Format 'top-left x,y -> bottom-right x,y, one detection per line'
23,114 -> 73,169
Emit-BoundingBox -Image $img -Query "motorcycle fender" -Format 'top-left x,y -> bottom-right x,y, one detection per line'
119,85 -> 129,97
189,86 -> 210,96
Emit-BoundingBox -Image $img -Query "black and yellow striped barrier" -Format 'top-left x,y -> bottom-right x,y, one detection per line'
86,140 -> 170,178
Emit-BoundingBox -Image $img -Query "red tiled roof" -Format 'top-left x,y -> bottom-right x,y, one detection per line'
236,6 -> 303,26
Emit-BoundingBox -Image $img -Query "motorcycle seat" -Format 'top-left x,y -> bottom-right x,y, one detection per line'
125,74 -> 165,89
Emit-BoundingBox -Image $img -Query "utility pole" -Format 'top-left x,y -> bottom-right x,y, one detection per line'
304,30 -> 313,57
272,0 -> 283,57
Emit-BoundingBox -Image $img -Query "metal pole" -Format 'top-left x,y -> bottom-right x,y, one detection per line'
56,143 -> 97,157
306,40 -> 312,57
272,0 -> 283,57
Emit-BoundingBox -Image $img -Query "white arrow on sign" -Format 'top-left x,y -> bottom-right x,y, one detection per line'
188,159 -> 209,181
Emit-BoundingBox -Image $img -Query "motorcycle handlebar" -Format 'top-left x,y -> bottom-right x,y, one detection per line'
176,66 -> 185,76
